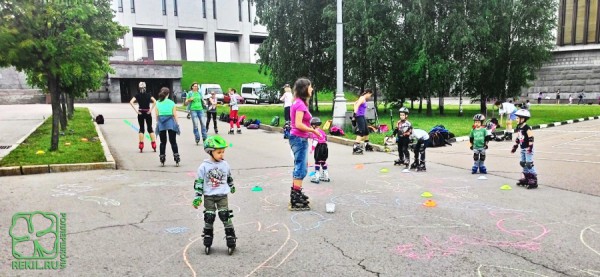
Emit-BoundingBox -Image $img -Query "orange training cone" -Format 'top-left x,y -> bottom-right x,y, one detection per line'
423,199 -> 437,207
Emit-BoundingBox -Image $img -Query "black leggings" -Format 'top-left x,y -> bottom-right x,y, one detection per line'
206,111 -> 218,130
137,112 -> 153,134
159,130 -> 178,155
398,136 -> 410,161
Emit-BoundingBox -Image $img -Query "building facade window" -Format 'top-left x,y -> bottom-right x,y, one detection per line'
118,0 -> 123,12
213,0 -> 217,19
162,0 -> 167,15
248,0 -> 251,22
130,0 -> 135,13
238,0 -> 243,21
559,0 -> 600,45
202,0 -> 207,18
174,0 -> 178,16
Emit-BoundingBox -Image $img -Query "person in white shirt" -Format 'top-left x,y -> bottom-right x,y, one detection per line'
494,99 -> 517,140
408,128 -> 430,172
280,84 -> 293,122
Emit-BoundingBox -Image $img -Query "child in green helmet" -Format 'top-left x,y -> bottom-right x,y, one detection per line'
192,135 -> 237,255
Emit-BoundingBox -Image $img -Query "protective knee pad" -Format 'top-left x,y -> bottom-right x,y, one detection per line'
204,211 -> 216,224
480,154 -> 486,162
525,162 -> 534,169
519,161 -> 526,168
218,209 -> 234,222
473,153 -> 480,161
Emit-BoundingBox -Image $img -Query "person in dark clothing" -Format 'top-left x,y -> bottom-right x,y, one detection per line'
129,82 -> 157,152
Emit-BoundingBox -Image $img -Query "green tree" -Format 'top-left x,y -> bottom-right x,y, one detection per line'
462,0 -> 556,113
254,0 -> 335,111
0,0 -> 127,150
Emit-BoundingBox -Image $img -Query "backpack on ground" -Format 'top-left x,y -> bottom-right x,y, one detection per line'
270,116 -> 280,126
238,115 -> 247,125
95,114 -> 104,124
329,126 -> 345,136
427,125 -> 454,147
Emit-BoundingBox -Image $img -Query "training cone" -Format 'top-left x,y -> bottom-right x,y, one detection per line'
354,164 -> 364,169
251,186 -> 263,192
421,192 -> 433,198
500,184 -> 512,190
81,138 -> 88,142
380,168 -> 389,173
478,175 -> 488,180
423,199 -> 437,207
35,150 -> 45,155
309,171 -> 316,177
402,169 -> 410,173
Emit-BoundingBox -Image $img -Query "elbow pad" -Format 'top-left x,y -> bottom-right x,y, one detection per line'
227,175 -> 234,186
194,178 -> 204,191
528,136 -> 534,143
469,137 -> 474,144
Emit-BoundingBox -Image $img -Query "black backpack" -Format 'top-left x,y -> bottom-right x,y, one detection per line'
428,125 -> 454,147
95,114 -> 104,124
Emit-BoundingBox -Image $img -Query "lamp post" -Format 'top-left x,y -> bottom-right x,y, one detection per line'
332,0 -> 347,127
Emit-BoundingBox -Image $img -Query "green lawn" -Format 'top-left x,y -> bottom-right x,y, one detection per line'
205,103 -> 600,145
182,61 -> 272,91
0,108 -> 106,166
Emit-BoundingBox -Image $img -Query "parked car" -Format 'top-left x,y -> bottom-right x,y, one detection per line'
223,93 -> 245,104
241,82 -> 279,104
199,84 -> 224,103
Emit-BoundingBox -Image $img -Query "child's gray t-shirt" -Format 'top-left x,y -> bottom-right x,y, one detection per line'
196,159 -> 232,196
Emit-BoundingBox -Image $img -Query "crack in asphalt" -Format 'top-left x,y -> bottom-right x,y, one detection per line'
490,246 -> 575,276
324,238 -> 381,276
69,223 -> 143,235
140,211 -> 151,223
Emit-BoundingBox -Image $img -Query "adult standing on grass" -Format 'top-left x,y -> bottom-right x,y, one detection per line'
537,92 -> 543,104
155,87 -> 180,166
280,84 -> 293,122
129,81 -> 157,153
494,99 -> 517,141
186,82 -> 208,144
206,92 -> 218,134
288,78 -> 321,211
578,91 -> 584,105
556,89 -> 561,105
352,89 -> 374,154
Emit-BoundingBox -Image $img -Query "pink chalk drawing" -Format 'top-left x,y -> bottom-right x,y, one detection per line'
393,211 -> 550,260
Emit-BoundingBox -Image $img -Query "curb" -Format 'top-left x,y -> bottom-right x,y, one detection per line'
261,115 -> 600,150
453,115 -> 600,142
0,109 -> 116,177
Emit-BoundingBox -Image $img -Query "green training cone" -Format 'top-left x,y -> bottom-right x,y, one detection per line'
421,192 -> 433,198
251,186 -> 263,192
500,184 -> 512,190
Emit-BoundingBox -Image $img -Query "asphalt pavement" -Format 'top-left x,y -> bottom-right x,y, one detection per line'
0,103 -> 599,276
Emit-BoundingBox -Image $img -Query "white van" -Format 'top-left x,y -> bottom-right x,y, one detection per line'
241,82 -> 267,104
199,84 -> 224,103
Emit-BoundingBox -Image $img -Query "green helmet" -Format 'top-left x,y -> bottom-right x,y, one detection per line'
204,135 -> 228,153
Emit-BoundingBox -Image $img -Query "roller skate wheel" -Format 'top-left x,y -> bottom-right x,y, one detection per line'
205,247 -> 210,255
228,247 -> 234,255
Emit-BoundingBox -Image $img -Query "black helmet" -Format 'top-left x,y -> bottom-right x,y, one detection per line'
310,117 -> 322,127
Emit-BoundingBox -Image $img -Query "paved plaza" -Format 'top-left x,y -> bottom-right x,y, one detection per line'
0,104 -> 599,276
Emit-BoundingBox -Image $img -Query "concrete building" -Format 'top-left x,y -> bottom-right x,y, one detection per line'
0,0 -> 267,104
525,0 -> 600,103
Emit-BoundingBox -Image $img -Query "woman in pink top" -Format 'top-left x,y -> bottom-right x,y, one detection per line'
288,78 -> 321,211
